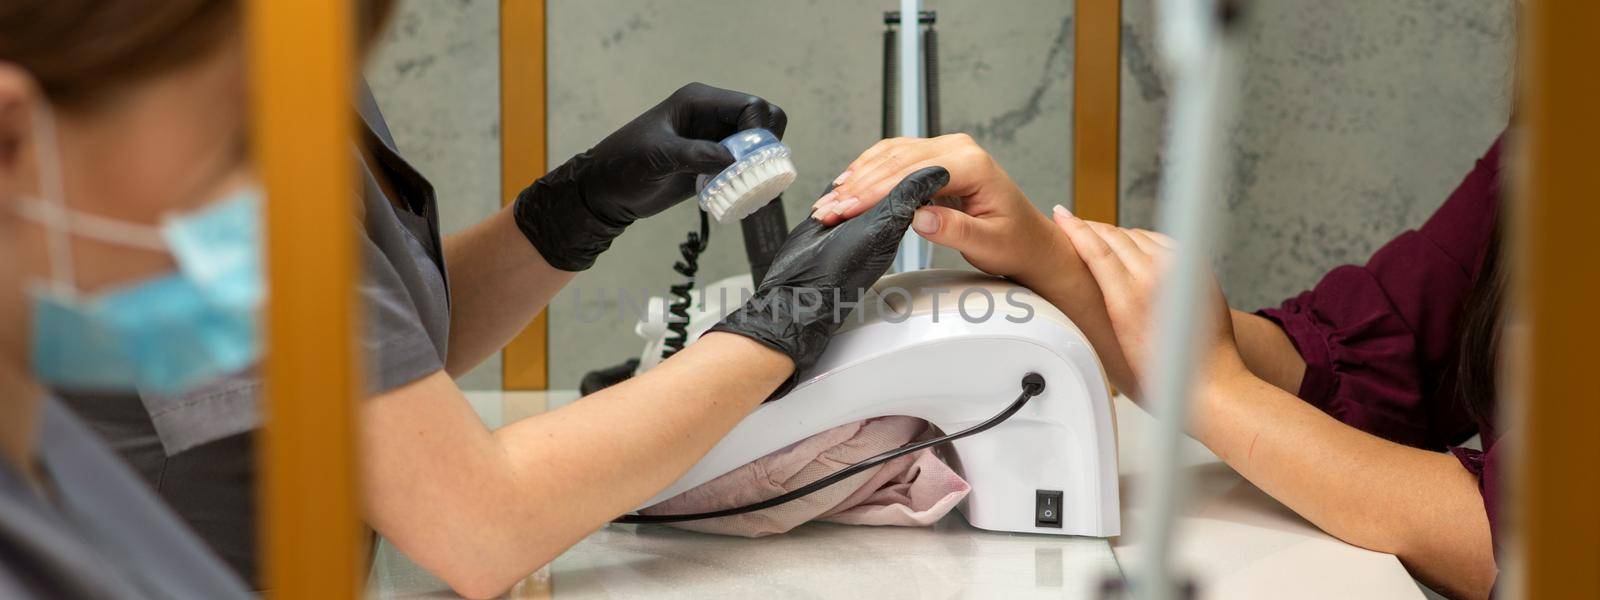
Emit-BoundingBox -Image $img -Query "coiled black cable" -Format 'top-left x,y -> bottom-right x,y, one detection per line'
614,373 -> 1047,524
661,209 -> 711,360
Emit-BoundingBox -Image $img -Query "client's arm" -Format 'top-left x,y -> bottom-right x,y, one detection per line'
1230,309 -> 1308,395
1192,368 -> 1494,599
1052,213 -> 1495,600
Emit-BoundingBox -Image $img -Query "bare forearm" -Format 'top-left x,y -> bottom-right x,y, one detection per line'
1024,278 -> 1305,400
1229,310 -> 1307,395
441,205 -> 574,376
363,333 -> 790,598
1193,372 -> 1495,599
489,333 -> 788,551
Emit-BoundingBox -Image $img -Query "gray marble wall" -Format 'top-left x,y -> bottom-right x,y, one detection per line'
545,0 -> 1076,388
366,0 -> 1514,390
1118,0 -> 1515,310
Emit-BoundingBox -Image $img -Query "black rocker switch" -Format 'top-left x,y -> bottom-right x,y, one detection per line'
1035,490 -> 1064,528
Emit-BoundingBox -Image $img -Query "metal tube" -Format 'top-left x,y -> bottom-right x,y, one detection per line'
897,0 -> 923,140
892,0 -> 931,272
1132,1 -> 1246,599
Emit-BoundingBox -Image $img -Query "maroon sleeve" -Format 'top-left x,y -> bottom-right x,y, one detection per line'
1257,135 -> 1505,450
1451,438 -> 1503,553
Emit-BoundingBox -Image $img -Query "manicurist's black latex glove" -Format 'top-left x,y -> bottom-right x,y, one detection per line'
710,166 -> 950,399
513,82 -> 787,271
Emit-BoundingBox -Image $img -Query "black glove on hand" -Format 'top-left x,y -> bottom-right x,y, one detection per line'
514,82 -> 788,271
711,166 -> 951,399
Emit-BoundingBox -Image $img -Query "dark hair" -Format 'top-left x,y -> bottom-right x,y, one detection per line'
1457,222 -> 1505,427
0,0 -> 396,108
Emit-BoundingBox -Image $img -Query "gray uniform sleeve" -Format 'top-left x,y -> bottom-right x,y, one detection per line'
356,216 -> 447,394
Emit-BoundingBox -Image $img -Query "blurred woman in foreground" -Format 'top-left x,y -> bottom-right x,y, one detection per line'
0,2 -> 263,596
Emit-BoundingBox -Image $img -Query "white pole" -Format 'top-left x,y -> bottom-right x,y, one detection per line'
1133,1 -> 1245,599
893,0 -> 932,272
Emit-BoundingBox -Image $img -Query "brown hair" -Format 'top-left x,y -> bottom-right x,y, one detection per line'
1457,221 -> 1505,428
0,0 -> 396,107
1454,0 -> 1518,430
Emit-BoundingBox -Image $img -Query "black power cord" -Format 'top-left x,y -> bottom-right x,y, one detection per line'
661,209 -> 711,360
615,373 -> 1047,525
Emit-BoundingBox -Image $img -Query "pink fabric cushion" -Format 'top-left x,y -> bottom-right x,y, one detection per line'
639,417 -> 969,537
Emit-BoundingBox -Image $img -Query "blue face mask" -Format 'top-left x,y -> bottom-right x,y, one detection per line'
21,105 -> 265,396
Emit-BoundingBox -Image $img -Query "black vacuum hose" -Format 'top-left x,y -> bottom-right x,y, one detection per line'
882,24 -> 898,139
924,25 -> 941,137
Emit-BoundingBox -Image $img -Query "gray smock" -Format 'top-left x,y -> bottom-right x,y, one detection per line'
0,399 -> 250,599
56,83 -> 452,588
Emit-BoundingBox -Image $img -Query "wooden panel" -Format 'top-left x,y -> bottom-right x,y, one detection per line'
501,0 -> 550,390
1516,0 -> 1600,596
247,0 -> 362,595
1073,0 -> 1122,225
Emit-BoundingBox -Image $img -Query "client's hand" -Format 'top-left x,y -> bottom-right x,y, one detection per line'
820,135 -> 1146,398
1052,211 -> 1249,395
711,166 -> 950,398
813,134 -> 1069,286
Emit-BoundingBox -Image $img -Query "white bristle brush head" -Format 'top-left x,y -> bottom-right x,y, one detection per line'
699,152 -> 797,223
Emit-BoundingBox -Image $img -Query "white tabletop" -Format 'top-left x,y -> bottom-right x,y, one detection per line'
1109,395 -> 1424,599
366,390 -> 1423,599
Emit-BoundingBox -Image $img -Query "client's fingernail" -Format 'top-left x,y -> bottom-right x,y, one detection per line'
1052,204 -> 1071,218
812,191 -> 838,209
833,170 -> 853,185
912,209 -> 939,234
811,200 -> 837,220
832,197 -> 860,216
